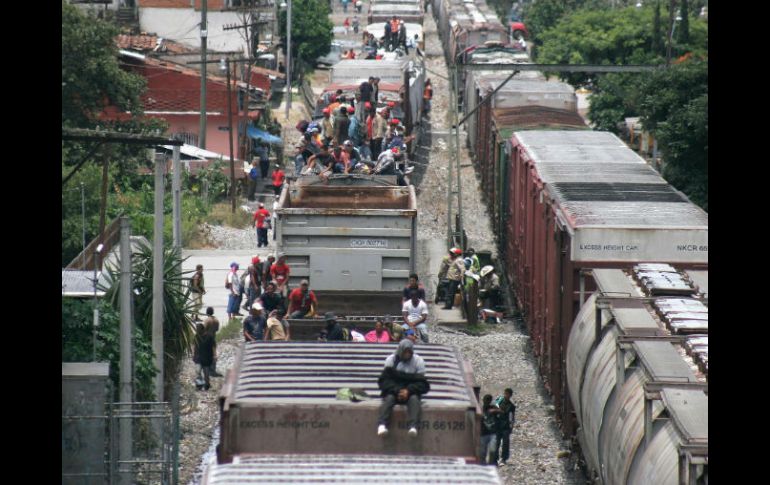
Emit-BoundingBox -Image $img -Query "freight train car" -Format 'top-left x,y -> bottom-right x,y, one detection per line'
202,455 -> 502,484
369,3 -> 425,24
217,342 -> 482,463
566,266 -> 707,484
500,130 -> 708,434
431,0 -> 509,64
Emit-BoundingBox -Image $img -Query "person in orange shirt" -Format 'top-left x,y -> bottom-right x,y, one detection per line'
253,203 -> 271,248
271,164 -> 285,196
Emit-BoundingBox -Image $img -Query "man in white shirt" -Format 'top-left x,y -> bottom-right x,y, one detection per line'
401,290 -> 429,343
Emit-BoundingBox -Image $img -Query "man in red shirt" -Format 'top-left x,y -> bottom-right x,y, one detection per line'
287,279 -> 318,318
253,203 -> 271,248
271,163 -> 285,196
270,254 -> 291,296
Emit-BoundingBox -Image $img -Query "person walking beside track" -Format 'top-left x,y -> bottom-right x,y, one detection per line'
376,339 -> 430,437
254,203 -> 271,248
494,388 -> 517,466
203,307 -> 222,377
437,247 -> 464,309
226,262 -> 243,320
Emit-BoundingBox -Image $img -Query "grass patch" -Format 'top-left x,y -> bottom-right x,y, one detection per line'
217,317 -> 244,343
205,202 -> 253,228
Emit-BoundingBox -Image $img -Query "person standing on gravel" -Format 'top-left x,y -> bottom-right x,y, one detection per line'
254,203 -> 271,248
494,388 -> 516,466
480,394 -> 503,465
190,264 -> 205,321
261,255 -> 276,290
376,339 -> 429,437
247,159 -> 259,201
438,247 -> 464,309
271,163 -> 285,196
244,257 -> 262,310
193,322 -> 213,391
203,307 -> 223,377
226,262 -> 243,320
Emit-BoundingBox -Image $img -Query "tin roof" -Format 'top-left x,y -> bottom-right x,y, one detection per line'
203,455 -> 502,484
232,343 -> 475,407
62,270 -> 108,297
513,131 -> 709,229
660,388 -> 708,443
493,107 -> 588,136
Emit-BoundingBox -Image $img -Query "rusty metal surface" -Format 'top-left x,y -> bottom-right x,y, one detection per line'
202,455 -> 502,484
491,106 -> 588,131
283,186 -> 413,210
219,343 -> 481,462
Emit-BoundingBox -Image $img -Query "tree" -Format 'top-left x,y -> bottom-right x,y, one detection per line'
652,1 -> 662,55
62,1 -> 145,127
522,0 -> 604,46
677,0 -> 690,45
634,59 -> 707,208
103,240 -> 197,396
278,0 -> 334,71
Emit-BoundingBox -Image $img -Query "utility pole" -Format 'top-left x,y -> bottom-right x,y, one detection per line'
285,0 -> 292,120
666,0 -> 676,65
98,152 -> 110,269
172,144 -> 182,249
446,67 -> 455,248
152,150 -> 165,402
225,58 -> 237,214
454,62 -> 463,249
81,182 -> 86,270
118,216 -> 133,485
199,0 -> 208,148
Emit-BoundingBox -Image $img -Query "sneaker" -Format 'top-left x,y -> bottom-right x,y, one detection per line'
408,427 -> 418,437
377,424 -> 388,436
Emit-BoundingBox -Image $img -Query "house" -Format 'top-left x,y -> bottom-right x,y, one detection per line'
137,0 -> 277,53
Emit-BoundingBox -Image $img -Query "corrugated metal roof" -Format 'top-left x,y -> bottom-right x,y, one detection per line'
492,107 -> 587,135
592,269 -> 640,296
685,270 -> 708,298
204,455 -> 502,484
233,343 -> 474,407
62,270 -> 108,297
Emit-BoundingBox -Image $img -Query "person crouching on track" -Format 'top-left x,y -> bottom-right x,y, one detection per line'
377,339 -> 430,437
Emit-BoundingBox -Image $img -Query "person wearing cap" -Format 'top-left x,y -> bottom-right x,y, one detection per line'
479,265 -> 501,310
288,279 -> 318,318
437,248 -> 464,309
376,339 -> 429,437
324,312 -> 346,341
271,163 -> 285,196
331,144 -> 348,174
243,302 -> 266,342
370,107 -> 388,159
321,108 -> 335,143
253,203 -> 271,248
258,281 -> 285,315
402,289 -> 429,343
248,158 -> 259,201
265,308 -> 290,341
226,262 -> 243,320
243,256 -> 262,310
270,254 -> 291,296
334,106 -> 351,145
365,319 -> 392,343
190,264 -> 206,321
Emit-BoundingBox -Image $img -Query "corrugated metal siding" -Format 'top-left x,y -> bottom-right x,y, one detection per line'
203,455 -> 502,484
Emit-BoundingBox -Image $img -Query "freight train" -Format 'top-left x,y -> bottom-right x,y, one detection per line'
427,1 -> 708,483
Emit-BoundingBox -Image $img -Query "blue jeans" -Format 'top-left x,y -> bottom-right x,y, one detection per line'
295,154 -> 305,175
479,433 -> 498,465
402,323 -> 429,343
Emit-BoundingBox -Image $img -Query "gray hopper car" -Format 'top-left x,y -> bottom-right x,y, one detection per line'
217,342 -> 482,463
566,268 -> 708,485
202,455 -> 502,484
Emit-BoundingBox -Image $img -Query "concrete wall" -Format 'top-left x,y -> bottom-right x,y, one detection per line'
139,7 -> 275,53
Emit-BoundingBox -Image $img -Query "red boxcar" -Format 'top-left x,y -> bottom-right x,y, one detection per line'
503,130 -> 708,434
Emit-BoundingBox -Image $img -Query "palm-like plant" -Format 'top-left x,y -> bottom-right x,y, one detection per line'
103,239 -> 196,399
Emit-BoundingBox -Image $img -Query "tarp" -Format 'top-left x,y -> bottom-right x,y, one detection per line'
247,126 -> 282,145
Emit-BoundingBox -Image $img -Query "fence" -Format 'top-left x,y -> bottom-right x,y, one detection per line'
62,400 -> 179,485
66,214 -> 123,271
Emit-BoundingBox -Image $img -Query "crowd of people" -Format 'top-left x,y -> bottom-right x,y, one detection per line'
436,247 -> 502,322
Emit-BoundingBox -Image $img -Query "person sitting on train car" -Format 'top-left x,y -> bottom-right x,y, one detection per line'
270,254 -> 291,296
324,312 -> 346,341
360,77 -> 374,104
398,21 -> 408,54
264,309 -> 289,341
403,328 -> 417,343
321,108 -> 335,143
334,107 -> 351,145
350,325 -> 366,342
402,273 -> 426,303
365,320 -> 392,343
331,145 -> 348,173
343,140 -> 362,168
479,265 -> 502,310
243,302 -> 266,342
288,279 -> 317,318
305,144 -> 334,177
402,290 -> 429,343
389,16 -> 400,51
370,108 -> 388,160
258,281 -> 285,315
384,20 -> 392,51
376,339 -> 430,437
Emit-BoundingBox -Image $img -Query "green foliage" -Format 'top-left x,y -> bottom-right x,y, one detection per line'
103,240 -> 197,391
62,298 -> 157,401
587,73 -> 643,132
536,6 -> 661,85
523,0 -> 604,45
677,0 -> 690,45
637,60 -> 707,209
279,0 -> 334,68
62,1 -> 146,127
